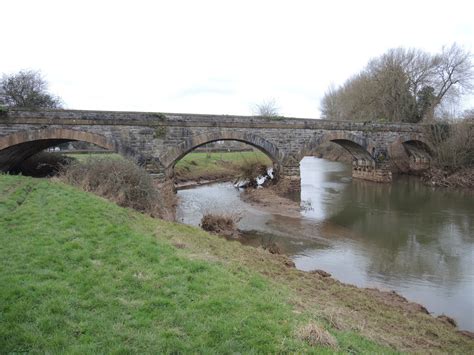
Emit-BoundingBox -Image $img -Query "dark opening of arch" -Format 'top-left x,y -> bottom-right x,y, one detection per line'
0,128 -> 117,176
330,139 -> 374,162
402,140 -> 432,158
0,139 -> 113,177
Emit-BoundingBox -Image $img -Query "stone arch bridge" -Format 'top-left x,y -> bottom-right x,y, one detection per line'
0,109 -> 432,192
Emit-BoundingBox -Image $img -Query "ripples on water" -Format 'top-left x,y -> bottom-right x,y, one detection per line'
177,157 -> 474,331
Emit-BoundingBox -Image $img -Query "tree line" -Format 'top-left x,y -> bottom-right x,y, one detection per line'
321,43 -> 473,122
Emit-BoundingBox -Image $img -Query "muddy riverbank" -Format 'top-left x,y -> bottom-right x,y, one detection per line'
241,187 -> 301,218
177,158 -> 474,332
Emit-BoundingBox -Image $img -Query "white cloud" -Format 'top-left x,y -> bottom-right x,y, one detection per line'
1,0 -> 473,118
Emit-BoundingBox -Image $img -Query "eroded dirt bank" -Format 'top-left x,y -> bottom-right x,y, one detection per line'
225,185 -> 474,342
171,218 -> 474,352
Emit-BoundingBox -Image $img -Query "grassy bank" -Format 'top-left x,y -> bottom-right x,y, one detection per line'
1,175 -> 472,353
65,150 -> 272,184
174,150 -> 272,182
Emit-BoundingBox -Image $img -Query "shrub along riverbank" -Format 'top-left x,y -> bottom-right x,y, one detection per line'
421,120 -> 474,189
1,174 -> 472,353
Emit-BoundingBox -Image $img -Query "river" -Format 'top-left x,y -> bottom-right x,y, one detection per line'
176,157 -> 474,331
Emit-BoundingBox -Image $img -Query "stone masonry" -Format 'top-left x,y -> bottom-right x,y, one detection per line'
0,109 -> 433,193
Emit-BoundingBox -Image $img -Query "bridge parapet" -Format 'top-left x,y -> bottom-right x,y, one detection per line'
0,109 -> 433,194
2,108 -> 425,132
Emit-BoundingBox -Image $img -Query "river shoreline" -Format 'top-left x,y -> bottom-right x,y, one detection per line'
176,164 -> 474,334
422,167 -> 474,189
237,186 -> 474,335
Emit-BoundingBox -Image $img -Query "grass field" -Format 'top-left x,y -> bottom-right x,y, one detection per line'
1,174 -> 472,353
174,150 -> 272,182
0,175 -> 337,353
64,150 -> 272,182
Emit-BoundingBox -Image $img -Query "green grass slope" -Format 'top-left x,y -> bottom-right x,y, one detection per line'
0,175 -> 348,353
1,175 -> 472,353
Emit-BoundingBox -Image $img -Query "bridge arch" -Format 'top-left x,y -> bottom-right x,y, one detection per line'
389,135 -> 433,173
400,135 -> 433,154
0,128 -> 117,172
160,131 -> 282,173
303,131 -> 375,162
383,134 -> 432,174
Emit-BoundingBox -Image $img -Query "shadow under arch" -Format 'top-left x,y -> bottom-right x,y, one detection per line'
401,138 -> 433,172
160,131 -> 282,173
0,128 -> 117,171
303,131 -> 375,162
401,139 -> 433,157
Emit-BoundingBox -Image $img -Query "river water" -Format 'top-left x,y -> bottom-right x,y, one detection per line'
176,157 -> 474,331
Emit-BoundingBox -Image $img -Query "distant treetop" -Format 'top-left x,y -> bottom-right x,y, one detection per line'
0,70 -> 62,109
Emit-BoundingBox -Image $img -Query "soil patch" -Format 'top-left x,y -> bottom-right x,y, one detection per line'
242,187 -> 301,218
200,213 -> 241,238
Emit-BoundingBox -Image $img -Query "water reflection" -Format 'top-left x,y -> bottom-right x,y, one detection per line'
177,157 -> 474,330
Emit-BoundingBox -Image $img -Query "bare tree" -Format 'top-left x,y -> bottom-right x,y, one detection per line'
321,44 -> 474,122
425,43 -> 474,120
253,99 -> 280,117
0,70 -> 62,109
321,84 -> 343,120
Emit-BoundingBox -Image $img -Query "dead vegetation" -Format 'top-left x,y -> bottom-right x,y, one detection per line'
200,213 -> 241,238
296,323 -> 338,348
426,120 -> 474,172
59,157 -> 168,218
422,167 -> 474,188
237,160 -> 269,187
423,119 -> 474,188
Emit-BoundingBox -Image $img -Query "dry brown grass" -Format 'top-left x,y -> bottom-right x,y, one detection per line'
423,167 -> 474,189
426,120 -> 474,172
200,213 -> 241,238
237,160 -> 269,187
422,120 -> 474,188
296,323 -> 338,348
59,157 -> 167,217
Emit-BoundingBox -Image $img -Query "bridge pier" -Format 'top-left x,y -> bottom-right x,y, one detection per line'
408,156 -> 430,173
351,160 -> 392,183
280,165 -> 301,194
145,161 -> 177,209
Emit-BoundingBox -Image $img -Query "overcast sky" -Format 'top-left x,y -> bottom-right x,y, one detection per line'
1,0 -> 473,118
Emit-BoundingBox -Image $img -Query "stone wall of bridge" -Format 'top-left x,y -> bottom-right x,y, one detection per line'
0,109 -> 432,192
